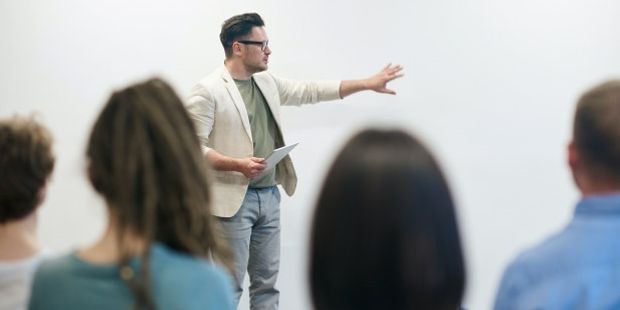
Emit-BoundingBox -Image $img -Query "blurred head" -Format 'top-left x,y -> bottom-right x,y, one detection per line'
220,13 -> 270,73
0,115 -> 54,224
310,129 -> 465,310
569,80 -> 620,192
86,78 -> 229,307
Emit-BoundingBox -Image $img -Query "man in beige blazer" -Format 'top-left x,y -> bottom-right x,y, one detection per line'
186,12 -> 403,310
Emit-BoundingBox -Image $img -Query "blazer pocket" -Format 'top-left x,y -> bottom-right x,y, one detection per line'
213,169 -> 247,185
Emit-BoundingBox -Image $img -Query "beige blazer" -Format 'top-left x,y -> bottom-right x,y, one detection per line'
186,66 -> 341,217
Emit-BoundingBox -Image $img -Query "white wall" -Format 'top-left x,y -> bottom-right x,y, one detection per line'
2,1 -> 620,309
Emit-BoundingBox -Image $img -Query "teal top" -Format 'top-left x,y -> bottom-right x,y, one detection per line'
234,77 -> 277,188
28,243 -> 234,310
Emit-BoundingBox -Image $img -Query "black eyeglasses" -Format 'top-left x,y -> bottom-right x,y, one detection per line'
237,40 -> 269,51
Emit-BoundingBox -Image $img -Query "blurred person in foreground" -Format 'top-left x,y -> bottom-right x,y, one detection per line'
0,115 -> 54,310
494,80 -> 620,309
28,78 -> 235,310
309,128 -> 466,310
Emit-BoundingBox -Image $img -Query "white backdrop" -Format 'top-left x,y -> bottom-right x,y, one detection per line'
2,1 -> 620,309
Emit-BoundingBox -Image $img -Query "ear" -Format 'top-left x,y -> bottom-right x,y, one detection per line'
232,42 -> 243,57
87,161 -> 94,182
568,141 -> 579,171
86,161 -> 100,192
35,182 -> 50,208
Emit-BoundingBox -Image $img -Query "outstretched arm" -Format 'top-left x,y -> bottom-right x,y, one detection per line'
339,63 -> 404,98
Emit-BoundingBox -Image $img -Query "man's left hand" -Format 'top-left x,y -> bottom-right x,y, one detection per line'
365,63 -> 404,95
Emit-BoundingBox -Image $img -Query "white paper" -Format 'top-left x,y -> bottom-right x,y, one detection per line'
260,143 -> 299,175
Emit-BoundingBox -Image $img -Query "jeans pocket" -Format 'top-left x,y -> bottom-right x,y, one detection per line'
273,186 -> 281,203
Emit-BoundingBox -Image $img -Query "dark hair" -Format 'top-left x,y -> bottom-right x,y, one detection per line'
0,115 -> 54,224
220,12 -> 265,58
309,129 -> 465,310
86,78 -> 230,309
573,80 -> 620,181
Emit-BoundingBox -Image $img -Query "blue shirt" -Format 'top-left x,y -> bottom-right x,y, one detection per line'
494,193 -> 620,310
28,243 -> 235,310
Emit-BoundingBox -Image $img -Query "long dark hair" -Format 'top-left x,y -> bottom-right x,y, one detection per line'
309,129 -> 465,310
86,78 -> 230,309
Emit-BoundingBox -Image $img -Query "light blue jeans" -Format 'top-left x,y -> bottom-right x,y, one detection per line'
217,186 -> 281,310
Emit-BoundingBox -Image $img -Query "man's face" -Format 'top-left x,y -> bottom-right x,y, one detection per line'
238,26 -> 271,74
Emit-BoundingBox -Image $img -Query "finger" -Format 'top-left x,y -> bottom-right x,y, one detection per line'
380,88 -> 396,95
250,169 -> 262,176
387,67 -> 402,76
388,73 -> 405,81
391,66 -> 403,74
252,164 -> 266,171
251,157 -> 265,163
383,63 -> 392,71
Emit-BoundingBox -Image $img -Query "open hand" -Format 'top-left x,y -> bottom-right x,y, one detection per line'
366,63 -> 404,95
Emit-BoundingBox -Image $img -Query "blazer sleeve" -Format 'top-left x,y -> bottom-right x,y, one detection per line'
270,74 -> 342,106
186,83 -> 216,155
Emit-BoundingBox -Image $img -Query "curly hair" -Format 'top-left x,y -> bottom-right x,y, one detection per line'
0,115 -> 54,223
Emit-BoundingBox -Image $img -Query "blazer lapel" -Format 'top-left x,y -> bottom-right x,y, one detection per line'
253,76 -> 282,127
220,67 -> 253,142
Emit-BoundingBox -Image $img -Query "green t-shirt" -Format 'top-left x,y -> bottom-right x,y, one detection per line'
234,77 -> 278,188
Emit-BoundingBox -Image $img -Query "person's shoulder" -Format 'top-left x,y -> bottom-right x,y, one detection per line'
189,70 -> 228,101
514,227 -> 577,269
495,226 -> 594,310
30,253 -> 81,290
171,262 -> 233,309
253,71 -> 274,78
195,67 -> 229,87
498,228 -> 576,292
151,244 -> 229,281
30,253 -> 78,300
253,71 -> 277,83
151,245 -> 234,309
35,253 -> 76,276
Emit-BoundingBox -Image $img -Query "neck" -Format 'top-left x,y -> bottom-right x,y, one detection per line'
78,212 -> 147,264
581,186 -> 620,197
577,175 -> 620,197
0,212 -> 40,260
225,59 -> 253,80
